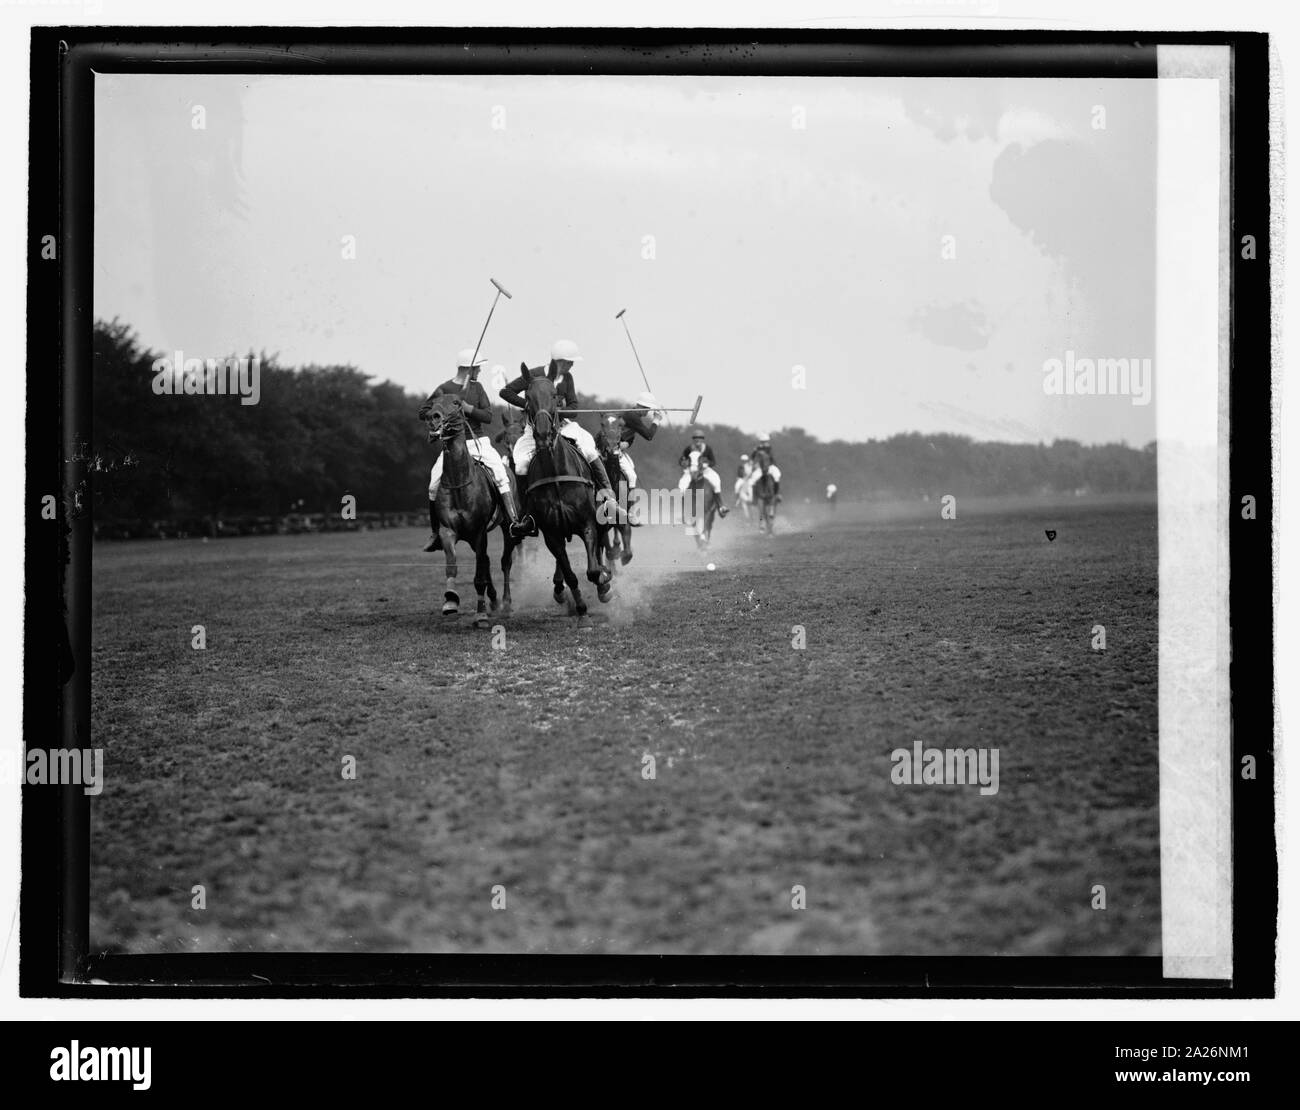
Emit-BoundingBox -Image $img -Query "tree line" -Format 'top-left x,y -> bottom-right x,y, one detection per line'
89,319 -> 1155,523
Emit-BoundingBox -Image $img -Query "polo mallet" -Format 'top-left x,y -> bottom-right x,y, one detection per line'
467,277 -> 512,380
615,308 -> 672,427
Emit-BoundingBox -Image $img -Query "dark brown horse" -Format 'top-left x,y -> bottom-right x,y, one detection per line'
520,376 -> 611,616
424,395 -> 521,625
595,416 -> 634,569
751,445 -> 778,535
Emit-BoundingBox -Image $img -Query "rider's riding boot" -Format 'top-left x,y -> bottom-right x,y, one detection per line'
716,489 -> 729,517
502,484 -> 536,538
587,456 -> 617,509
423,501 -> 442,552
773,480 -> 782,504
507,474 -> 537,538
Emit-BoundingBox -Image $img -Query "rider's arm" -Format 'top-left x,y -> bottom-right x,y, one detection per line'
499,372 -> 528,409
623,410 -> 658,442
461,382 -> 494,428
555,374 -> 578,416
678,448 -> 692,468
702,445 -> 718,468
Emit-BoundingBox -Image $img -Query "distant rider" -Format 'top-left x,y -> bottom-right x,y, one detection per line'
608,391 -> 664,525
735,454 -> 753,501
677,426 -> 729,517
746,432 -> 782,502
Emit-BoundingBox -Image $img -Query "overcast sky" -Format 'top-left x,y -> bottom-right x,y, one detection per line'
95,73 -> 1158,445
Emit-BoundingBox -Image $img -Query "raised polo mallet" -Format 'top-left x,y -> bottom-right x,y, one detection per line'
466,277 -> 512,378
615,308 -> 672,427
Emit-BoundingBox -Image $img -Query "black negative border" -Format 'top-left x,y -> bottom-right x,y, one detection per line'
21,26 -> 1275,999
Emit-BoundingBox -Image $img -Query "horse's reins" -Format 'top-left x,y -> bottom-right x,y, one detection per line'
524,393 -> 595,493
432,406 -> 481,492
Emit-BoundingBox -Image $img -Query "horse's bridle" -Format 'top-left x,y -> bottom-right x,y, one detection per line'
428,403 -> 478,491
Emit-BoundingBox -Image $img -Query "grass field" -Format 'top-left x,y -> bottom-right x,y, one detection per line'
90,494 -> 1160,955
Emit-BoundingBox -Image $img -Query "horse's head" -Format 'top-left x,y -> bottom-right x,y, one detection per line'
499,415 -> 524,452
754,446 -> 772,473
424,394 -> 467,444
595,414 -> 622,459
525,373 -> 558,445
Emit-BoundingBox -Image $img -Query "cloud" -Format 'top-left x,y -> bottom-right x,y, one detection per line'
909,300 -> 993,351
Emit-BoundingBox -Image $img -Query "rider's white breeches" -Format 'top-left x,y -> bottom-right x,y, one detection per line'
512,420 -> 600,475
745,464 -> 781,492
429,437 -> 512,499
614,448 -> 637,488
679,466 -> 723,494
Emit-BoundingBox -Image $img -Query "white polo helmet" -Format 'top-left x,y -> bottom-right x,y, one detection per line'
740,453 -> 750,461
635,390 -> 658,408
758,432 -> 772,443
550,339 -> 583,363
456,347 -> 487,368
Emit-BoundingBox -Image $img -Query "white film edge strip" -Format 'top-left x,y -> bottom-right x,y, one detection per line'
1155,48 -> 1233,980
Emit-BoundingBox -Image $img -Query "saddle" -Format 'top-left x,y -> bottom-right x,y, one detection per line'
522,435 -> 595,496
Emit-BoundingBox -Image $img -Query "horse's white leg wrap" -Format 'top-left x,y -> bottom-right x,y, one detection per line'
619,451 -> 637,488
428,457 -> 444,500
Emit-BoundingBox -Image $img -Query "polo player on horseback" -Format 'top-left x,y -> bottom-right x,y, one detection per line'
500,339 -> 616,537
746,432 -> 783,502
734,454 -> 754,516
420,348 -> 524,552
677,426 -> 729,517
604,390 -> 664,525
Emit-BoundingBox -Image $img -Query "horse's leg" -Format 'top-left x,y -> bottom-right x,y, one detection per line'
500,531 -> 515,616
440,523 -> 459,616
620,521 -> 633,565
473,532 -> 492,628
552,558 -> 567,606
605,515 -> 620,570
481,486 -> 499,613
545,530 -> 585,616
584,521 -> 611,602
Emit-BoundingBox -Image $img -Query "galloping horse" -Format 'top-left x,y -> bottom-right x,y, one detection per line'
684,461 -> 719,549
595,417 -> 634,569
751,446 -> 779,535
520,375 -> 612,615
424,395 -> 521,624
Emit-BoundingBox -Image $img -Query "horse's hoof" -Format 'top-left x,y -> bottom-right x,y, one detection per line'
441,605 -> 458,618
597,585 -> 612,603
553,589 -> 567,606
620,551 -> 633,565
474,613 -> 490,629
